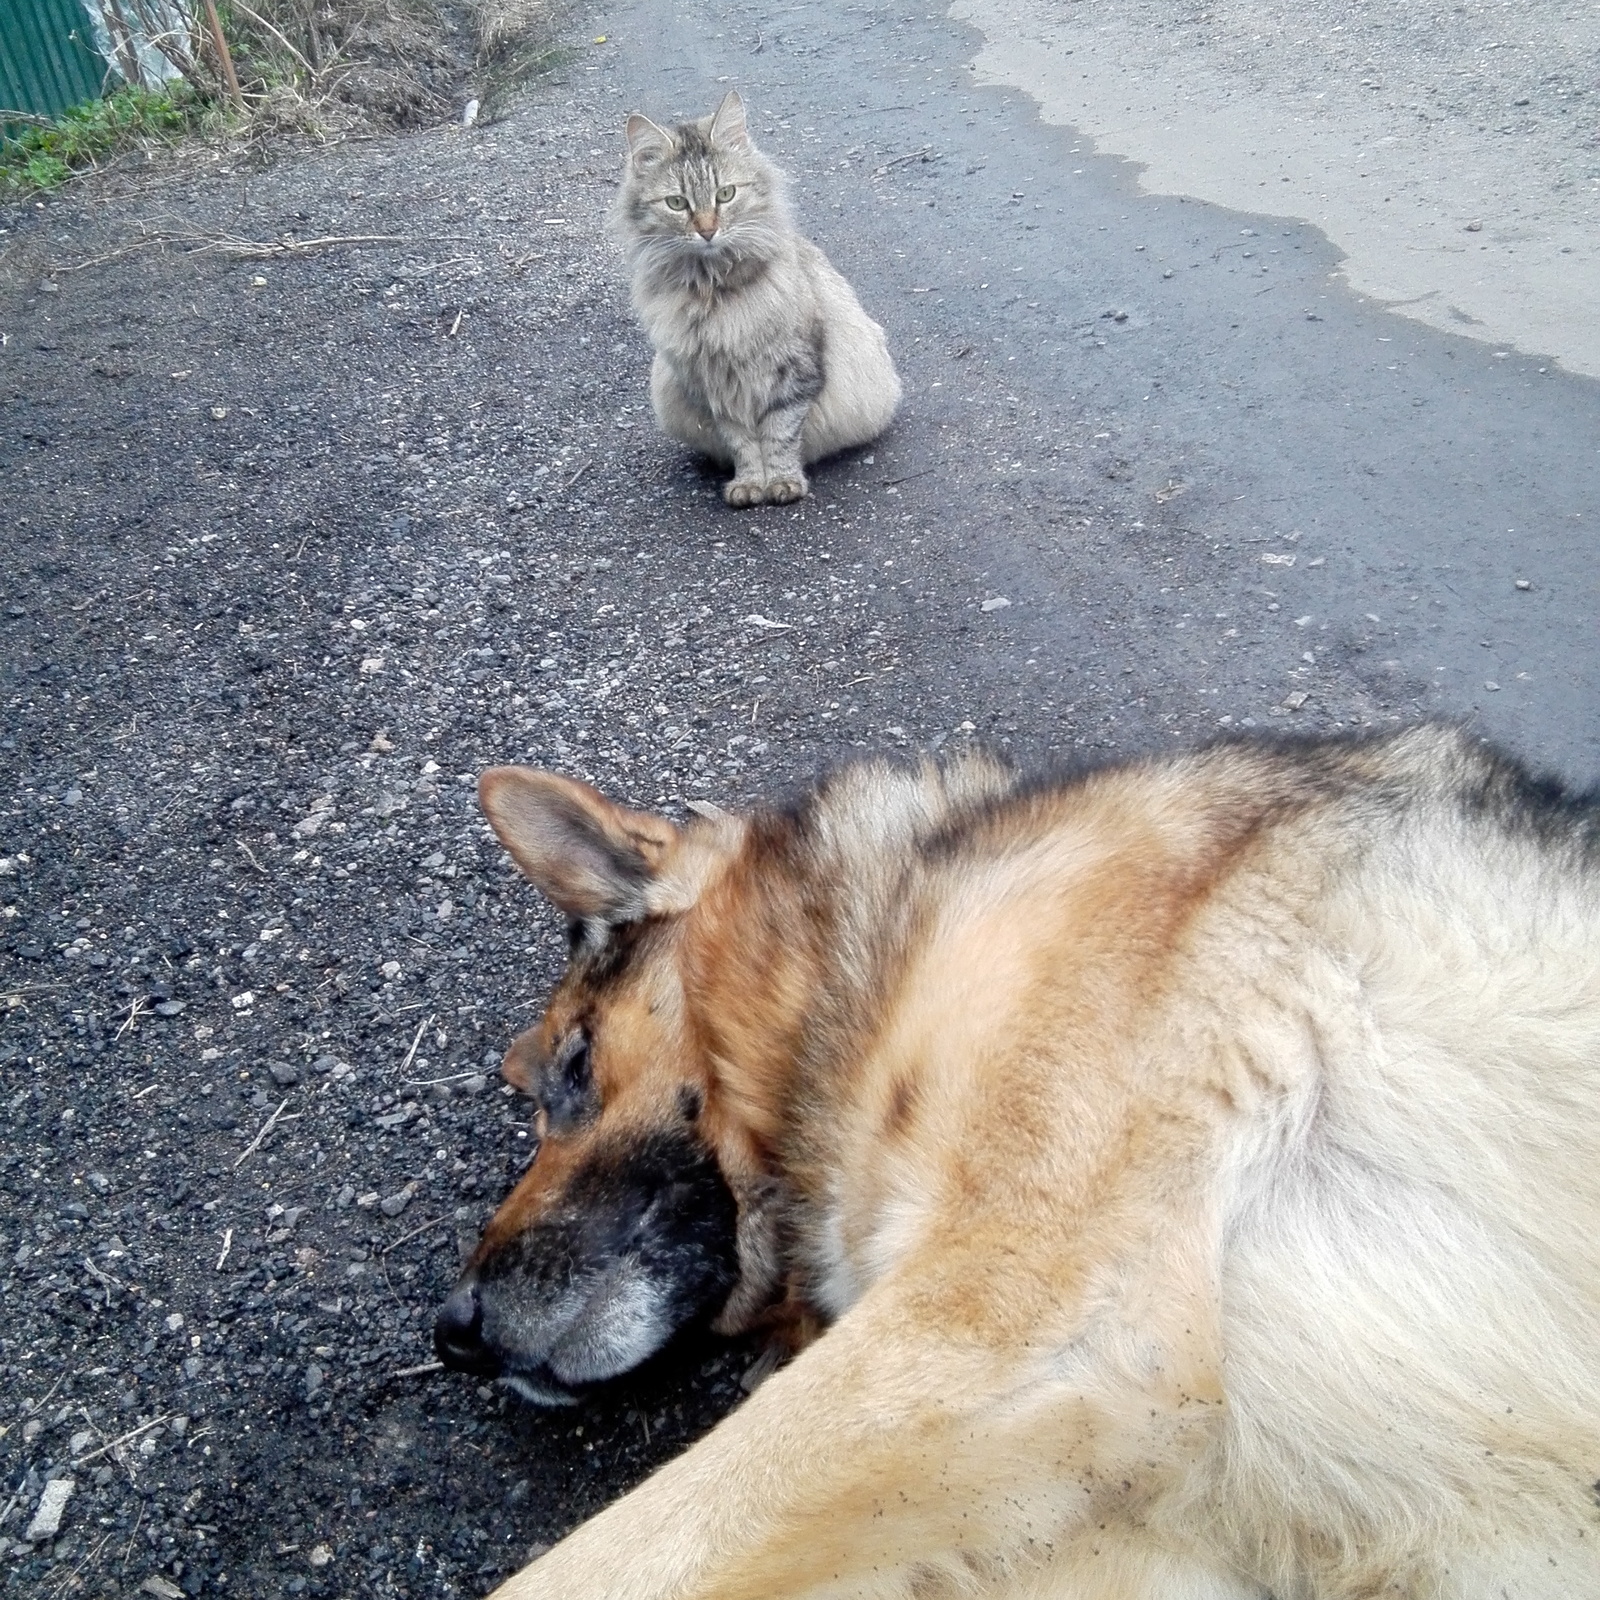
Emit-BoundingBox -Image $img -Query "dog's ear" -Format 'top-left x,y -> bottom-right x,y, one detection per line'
708,90 -> 749,149
624,113 -> 674,166
478,769 -> 678,921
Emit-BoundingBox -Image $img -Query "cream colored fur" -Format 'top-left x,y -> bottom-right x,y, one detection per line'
479,729 -> 1600,1600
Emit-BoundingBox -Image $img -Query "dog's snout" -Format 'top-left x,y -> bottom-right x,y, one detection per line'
434,1282 -> 493,1372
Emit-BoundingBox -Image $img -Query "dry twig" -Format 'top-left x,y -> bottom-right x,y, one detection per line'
234,1097 -> 290,1168
73,1415 -> 171,1467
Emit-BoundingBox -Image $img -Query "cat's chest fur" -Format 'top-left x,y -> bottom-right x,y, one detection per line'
634,251 -> 810,368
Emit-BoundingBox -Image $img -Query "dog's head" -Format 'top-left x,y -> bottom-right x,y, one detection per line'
434,769 -> 787,1404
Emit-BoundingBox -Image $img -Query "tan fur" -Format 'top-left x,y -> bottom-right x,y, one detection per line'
464,728 -> 1600,1600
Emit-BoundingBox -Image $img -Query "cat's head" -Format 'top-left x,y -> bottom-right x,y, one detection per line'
611,91 -> 790,264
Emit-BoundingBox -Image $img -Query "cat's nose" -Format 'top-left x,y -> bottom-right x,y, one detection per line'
692,212 -> 719,240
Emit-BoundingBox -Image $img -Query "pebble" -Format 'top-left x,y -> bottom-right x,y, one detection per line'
24,1476 -> 74,1542
980,596 -> 1011,612
268,1061 -> 302,1087
379,1184 -> 416,1217
1514,578 -> 1531,590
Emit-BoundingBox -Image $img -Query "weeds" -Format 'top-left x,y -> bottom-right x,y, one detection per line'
0,84 -> 207,195
0,0 -> 558,199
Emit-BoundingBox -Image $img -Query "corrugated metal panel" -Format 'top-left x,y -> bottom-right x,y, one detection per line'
1,0 -> 112,123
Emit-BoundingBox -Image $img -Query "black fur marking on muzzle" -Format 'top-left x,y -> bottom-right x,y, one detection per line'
437,1130 -> 741,1398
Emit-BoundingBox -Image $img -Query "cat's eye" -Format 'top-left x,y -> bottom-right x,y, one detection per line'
664,195 -> 689,211
715,184 -> 737,203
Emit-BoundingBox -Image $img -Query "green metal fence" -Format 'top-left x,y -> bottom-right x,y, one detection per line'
1,0 -> 111,124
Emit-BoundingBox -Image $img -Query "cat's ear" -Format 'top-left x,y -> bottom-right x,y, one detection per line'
709,90 -> 750,150
624,114 -> 674,166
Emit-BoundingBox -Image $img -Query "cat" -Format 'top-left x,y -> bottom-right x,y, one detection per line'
610,90 -> 902,508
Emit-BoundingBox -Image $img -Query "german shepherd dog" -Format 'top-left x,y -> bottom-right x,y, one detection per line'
435,725 -> 1600,1600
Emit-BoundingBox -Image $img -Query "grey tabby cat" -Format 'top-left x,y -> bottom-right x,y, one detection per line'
611,90 -> 901,508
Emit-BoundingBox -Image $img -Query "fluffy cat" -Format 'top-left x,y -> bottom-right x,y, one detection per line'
610,90 -> 902,508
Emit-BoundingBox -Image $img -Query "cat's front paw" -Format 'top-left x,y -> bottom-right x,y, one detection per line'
764,475 -> 808,505
724,478 -> 768,508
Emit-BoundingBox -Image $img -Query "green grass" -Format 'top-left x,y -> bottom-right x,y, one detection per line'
1,84 -> 205,195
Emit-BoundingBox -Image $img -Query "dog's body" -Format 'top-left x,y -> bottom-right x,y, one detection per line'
440,727 -> 1600,1600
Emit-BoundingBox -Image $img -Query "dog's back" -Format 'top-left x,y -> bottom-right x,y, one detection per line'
1179,732 -> 1600,1595
784,727 -> 1600,1594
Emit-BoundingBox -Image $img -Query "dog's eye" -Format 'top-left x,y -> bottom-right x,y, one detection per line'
563,1038 -> 591,1092
542,1035 -> 598,1133
664,195 -> 689,211
715,184 -> 736,203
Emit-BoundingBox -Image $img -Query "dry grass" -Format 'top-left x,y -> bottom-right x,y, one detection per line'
225,0 -> 563,135
2,0 -> 557,197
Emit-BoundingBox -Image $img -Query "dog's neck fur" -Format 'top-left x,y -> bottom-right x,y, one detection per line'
679,758 -> 1019,1299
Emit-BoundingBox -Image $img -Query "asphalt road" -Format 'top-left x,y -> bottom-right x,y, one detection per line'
0,0 -> 1596,1596
591,0 -> 1600,783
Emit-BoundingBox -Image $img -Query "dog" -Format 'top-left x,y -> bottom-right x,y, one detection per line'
436,725 -> 1600,1599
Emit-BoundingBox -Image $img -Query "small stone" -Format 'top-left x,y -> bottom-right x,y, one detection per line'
210,406 -> 228,419
24,1476 -> 74,1542
165,1312 -> 185,1332
231,991 -> 255,1010
153,1000 -> 187,1017
62,788 -> 83,806
304,1363 -> 324,1399
69,1430 -> 95,1458
308,1542 -> 334,1568
356,1191 -> 379,1209
139,1578 -> 186,1599
86,1172 -> 110,1193
359,657 -> 385,675
980,596 -> 1011,613
1513,578 -> 1531,590
380,960 -> 402,980
268,1061 -> 301,1087
1484,681 -> 1501,691
379,1184 -> 416,1218
461,1073 -> 489,1095
1465,219 -> 1482,232
335,1184 -> 356,1208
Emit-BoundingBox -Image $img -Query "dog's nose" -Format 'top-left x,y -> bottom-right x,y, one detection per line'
434,1282 -> 492,1370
